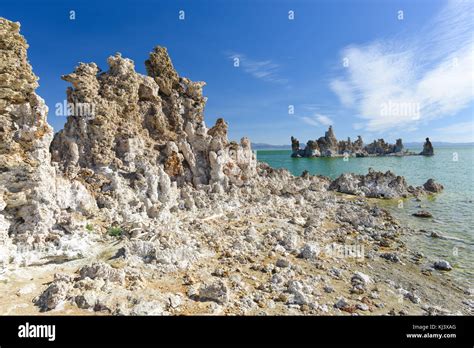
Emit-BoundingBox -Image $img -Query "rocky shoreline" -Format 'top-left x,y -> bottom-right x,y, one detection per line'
291,126 -> 434,158
0,18 -> 471,316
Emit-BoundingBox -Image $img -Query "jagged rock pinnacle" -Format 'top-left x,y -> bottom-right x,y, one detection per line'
0,18 -> 58,254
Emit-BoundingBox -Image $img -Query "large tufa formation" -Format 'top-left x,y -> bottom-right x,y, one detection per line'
318,125 -> 339,156
0,17 -> 256,264
291,126 -> 425,158
0,19 -> 58,257
0,19 -> 97,261
291,126 -> 366,158
50,46 -> 257,223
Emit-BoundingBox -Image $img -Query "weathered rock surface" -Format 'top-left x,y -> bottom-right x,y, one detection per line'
0,18 -> 98,264
50,47 -> 257,225
34,274 -> 74,312
24,163 -> 468,315
0,19 -> 58,252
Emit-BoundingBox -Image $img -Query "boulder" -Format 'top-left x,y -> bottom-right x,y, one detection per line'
276,258 -> 291,268
423,179 -> 443,193
434,260 -> 452,271
34,274 -> 74,312
299,242 -> 320,260
78,262 -> 126,285
196,280 -> 229,304
413,210 -> 433,218
380,253 -> 401,263
334,297 -> 350,310
351,271 -> 372,286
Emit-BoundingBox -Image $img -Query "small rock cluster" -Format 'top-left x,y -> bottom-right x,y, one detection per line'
329,168 -> 443,199
291,126 -> 426,158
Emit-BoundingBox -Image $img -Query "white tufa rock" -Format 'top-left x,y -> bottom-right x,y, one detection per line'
434,260 -> 452,271
299,242 -> 320,260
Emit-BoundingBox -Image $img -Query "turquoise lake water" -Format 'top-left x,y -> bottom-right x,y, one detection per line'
257,147 -> 474,286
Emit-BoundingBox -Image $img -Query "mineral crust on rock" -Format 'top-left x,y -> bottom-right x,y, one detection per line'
0,18 -> 97,263
0,19 -> 57,253
50,47 -> 257,225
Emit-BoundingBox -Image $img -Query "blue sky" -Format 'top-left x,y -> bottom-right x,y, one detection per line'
1,0 -> 473,144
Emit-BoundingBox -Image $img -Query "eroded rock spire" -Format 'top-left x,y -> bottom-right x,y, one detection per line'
0,18 -> 97,262
51,45 -> 257,224
0,19 -> 57,257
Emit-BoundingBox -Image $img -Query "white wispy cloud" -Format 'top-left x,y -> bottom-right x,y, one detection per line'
315,114 -> 333,126
330,0 -> 474,133
329,79 -> 355,107
226,51 -> 287,83
434,121 -> 474,142
301,113 -> 333,127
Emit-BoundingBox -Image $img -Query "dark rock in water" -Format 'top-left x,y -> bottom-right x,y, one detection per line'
394,138 -> 404,153
413,210 -> 433,218
292,136 -> 322,157
423,178 -> 443,193
291,136 -> 300,157
434,260 -> 452,271
304,140 -> 320,157
420,137 -> 434,156
364,138 -> 403,155
290,126 -> 428,158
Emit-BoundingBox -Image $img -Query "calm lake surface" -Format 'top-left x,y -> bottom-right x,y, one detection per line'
257,147 -> 474,287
